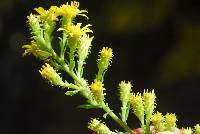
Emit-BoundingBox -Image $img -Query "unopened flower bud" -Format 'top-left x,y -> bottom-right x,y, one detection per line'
182,127 -> 193,134
90,80 -> 105,104
88,118 -> 116,134
151,111 -> 165,132
143,89 -> 156,117
119,81 -> 132,103
165,113 -> 177,131
194,124 -> 200,134
96,47 -> 113,81
39,63 -> 64,86
130,93 -> 144,125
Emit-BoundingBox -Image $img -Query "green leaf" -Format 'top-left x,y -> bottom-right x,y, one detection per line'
77,104 -> 100,109
124,102 -> 131,122
65,90 -> 79,96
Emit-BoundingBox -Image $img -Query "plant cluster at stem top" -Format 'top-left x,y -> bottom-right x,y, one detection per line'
22,1 -> 200,134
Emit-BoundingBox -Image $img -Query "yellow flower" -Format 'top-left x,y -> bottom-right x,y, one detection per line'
22,41 -> 52,60
143,89 -> 156,103
151,111 -> 163,123
88,118 -> 101,132
194,124 -> 200,134
182,127 -> 193,134
151,111 -> 165,132
65,23 -> 93,38
39,63 -> 64,86
58,1 -> 88,19
90,80 -> 105,103
130,93 -> 144,125
143,89 -> 156,115
119,81 -> 132,103
88,118 -> 114,134
34,6 -> 59,21
165,113 -> 177,131
165,113 -> 176,125
100,47 -> 113,60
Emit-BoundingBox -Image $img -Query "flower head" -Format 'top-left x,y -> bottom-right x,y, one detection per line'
22,41 -> 52,60
66,23 -> 93,38
34,6 -> 59,21
119,81 -> 132,103
130,93 -> 144,125
100,47 -> 113,60
39,63 -> 64,86
151,111 -> 165,132
194,124 -> 200,134
182,127 -> 193,134
151,112 -> 164,124
58,1 -> 88,19
97,47 -> 113,70
165,113 -> 177,131
90,80 -> 105,103
88,118 -> 116,134
143,89 -> 156,116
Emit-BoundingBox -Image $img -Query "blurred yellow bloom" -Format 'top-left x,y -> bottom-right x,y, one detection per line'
58,1 -> 88,19
34,6 -> 59,21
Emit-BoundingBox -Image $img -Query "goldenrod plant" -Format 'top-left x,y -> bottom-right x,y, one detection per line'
22,1 -> 199,134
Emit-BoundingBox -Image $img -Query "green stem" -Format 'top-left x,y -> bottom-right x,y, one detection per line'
103,104 -> 135,134
77,60 -> 83,78
60,32 -> 67,60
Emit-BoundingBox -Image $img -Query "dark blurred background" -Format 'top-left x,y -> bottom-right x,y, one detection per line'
0,0 -> 200,134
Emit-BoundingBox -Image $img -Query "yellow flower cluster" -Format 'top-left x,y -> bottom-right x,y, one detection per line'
97,47 -> 113,76
88,118 -> 115,134
33,1 -> 88,22
90,80 -> 105,103
66,23 -> 93,38
119,81 -> 132,103
131,93 -> 143,107
100,47 -> 113,60
195,124 -> 200,134
59,1 -> 88,19
151,111 -> 164,124
22,41 -> 52,60
143,89 -> 156,105
165,113 -> 176,125
151,112 -> 177,132
34,6 -> 59,21
182,127 -> 193,134
39,63 -> 64,86
151,112 -> 165,132
130,93 -> 144,124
